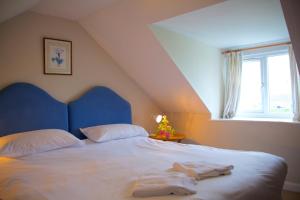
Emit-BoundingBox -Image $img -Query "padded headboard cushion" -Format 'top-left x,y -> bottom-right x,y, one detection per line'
68,86 -> 132,139
0,83 -> 68,137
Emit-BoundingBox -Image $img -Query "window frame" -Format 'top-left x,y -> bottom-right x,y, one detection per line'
237,47 -> 293,119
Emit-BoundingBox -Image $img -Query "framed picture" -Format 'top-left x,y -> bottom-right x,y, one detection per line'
43,38 -> 72,75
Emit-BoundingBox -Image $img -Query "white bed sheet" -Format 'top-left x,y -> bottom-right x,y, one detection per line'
0,137 -> 287,200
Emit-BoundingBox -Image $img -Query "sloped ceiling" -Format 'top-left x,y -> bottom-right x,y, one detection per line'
0,0 -> 224,114
281,0 -> 300,73
0,0 -> 39,23
79,0 -> 224,113
31,0 -> 122,20
0,0 -> 122,24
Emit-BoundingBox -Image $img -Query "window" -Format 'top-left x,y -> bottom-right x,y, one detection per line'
237,48 -> 292,118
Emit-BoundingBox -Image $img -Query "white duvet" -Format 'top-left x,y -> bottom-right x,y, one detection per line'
0,137 -> 287,200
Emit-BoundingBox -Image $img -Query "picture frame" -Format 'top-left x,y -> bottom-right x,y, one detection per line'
43,37 -> 72,75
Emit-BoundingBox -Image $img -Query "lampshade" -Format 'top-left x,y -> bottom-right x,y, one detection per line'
155,115 -> 163,123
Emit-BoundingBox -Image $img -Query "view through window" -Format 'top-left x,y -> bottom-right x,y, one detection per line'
237,48 -> 292,118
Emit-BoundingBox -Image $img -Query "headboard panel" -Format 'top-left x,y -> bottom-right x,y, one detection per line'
68,86 -> 132,139
0,83 -> 68,137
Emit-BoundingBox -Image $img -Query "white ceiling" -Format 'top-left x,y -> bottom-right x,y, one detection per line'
155,0 -> 290,49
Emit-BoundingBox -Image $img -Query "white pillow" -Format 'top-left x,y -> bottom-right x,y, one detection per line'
80,124 -> 149,143
0,129 -> 82,158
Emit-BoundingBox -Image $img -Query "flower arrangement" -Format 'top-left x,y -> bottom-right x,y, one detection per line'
51,48 -> 64,65
156,115 -> 175,139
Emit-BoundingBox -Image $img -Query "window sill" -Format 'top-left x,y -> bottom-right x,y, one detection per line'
220,117 -> 300,124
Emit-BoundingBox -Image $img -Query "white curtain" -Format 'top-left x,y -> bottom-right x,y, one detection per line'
288,45 -> 300,121
222,52 -> 243,119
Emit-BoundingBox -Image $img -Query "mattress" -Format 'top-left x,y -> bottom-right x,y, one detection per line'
0,137 -> 287,200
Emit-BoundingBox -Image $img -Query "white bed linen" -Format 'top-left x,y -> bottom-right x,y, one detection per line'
0,137 -> 286,200
132,172 -> 197,197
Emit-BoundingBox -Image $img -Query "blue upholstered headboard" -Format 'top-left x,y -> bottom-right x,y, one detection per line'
0,83 -> 131,139
68,87 -> 132,139
0,83 -> 68,137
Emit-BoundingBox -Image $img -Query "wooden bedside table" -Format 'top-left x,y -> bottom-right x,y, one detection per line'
149,134 -> 185,143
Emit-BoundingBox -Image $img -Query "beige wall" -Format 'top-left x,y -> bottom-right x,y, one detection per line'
151,26 -> 223,118
167,112 -> 300,186
0,11 -> 160,132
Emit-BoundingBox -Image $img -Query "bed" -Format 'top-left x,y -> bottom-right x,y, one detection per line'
0,83 -> 287,200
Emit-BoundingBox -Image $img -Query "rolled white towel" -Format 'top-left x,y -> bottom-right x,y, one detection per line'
171,162 -> 234,180
132,172 -> 197,197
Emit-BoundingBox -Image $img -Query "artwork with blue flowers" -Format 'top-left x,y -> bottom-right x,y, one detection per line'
51,48 -> 64,65
44,38 -> 72,75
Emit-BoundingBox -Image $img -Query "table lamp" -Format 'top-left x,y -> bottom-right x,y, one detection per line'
155,114 -> 175,139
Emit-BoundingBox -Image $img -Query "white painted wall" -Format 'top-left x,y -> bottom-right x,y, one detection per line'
151,26 -> 223,118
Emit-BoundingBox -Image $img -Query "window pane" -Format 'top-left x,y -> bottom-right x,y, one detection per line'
267,54 -> 292,113
238,60 -> 263,112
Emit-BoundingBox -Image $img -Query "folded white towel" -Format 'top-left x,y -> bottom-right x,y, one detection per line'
171,162 -> 234,180
132,172 -> 197,197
